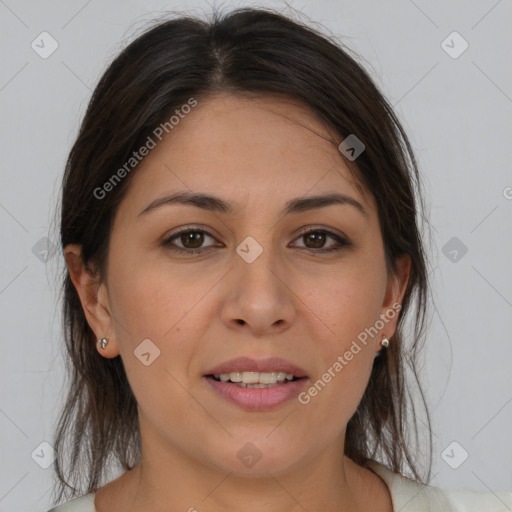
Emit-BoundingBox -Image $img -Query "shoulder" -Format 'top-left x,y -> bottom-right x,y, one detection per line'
47,492 -> 96,512
365,460 -> 512,511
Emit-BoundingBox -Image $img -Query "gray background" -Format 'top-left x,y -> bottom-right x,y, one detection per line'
1,0 -> 511,510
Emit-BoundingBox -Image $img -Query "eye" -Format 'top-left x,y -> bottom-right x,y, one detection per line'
161,227 -> 220,254
161,226 -> 351,255
291,227 -> 351,253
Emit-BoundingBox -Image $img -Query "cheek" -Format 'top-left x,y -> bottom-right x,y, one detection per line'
107,254 -> 220,340
106,264 -> 214,421
297,260 -> 386,419
309,262 -> 386,346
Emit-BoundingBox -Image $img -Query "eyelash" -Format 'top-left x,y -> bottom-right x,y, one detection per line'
161,226 -> 351,255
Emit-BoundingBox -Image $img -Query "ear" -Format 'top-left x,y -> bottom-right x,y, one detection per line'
64,244 -> 120,358
380,253 -> 411,339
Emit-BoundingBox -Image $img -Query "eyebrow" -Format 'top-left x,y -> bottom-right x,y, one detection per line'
137,191 -> 368,218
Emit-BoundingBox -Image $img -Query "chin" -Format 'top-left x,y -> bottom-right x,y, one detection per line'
201,434 -> 307,477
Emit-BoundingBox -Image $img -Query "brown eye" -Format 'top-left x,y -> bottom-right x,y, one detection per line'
162,228 -> 219,253
303,231 -> 327,249
162,226 -> 350,255
179,231 -> 204,249
292,228 -> 351,253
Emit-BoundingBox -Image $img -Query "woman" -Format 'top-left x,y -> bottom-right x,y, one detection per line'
48,7 -> 512,512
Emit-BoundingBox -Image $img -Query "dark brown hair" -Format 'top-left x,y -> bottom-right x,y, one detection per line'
52,5 -> 433,504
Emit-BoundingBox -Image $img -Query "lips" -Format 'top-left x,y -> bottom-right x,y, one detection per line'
203,357 -> 309,410
204,356 -> 308,378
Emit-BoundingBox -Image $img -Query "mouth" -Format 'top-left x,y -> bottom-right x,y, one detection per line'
206,371 -> 304,388
203,357 -> 309,410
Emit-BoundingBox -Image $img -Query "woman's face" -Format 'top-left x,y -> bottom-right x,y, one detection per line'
77,93 -> 409,476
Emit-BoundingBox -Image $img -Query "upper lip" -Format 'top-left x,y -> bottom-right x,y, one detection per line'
204,357 -> 308,378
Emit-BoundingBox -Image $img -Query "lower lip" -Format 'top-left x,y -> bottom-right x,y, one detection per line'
204,377 -> 308,411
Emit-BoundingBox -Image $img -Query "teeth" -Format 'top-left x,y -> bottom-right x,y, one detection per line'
229,372 -> 243,382
242,371 -> 260,384
216,371 -> 297,385
259,372 -> 277,384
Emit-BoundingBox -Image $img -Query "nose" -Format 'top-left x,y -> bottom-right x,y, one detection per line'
220,245 -> 296,336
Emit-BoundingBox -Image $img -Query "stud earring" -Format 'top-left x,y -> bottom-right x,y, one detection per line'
381,337 -> 389,348
98,338 -> 109,350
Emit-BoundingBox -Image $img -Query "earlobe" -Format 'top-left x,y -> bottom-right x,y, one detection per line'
96,336 -> 119,359
63,244 -> 120,358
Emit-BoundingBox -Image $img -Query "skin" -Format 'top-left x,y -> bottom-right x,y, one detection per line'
65,93 -> 410,512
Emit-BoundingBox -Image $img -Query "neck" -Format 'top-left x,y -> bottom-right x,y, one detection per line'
122,438 -> 367,512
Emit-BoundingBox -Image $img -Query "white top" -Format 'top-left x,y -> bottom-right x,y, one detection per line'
48,460 -> 512,511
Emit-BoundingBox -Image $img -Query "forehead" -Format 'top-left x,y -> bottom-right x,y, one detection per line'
118,93 -> 374,218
